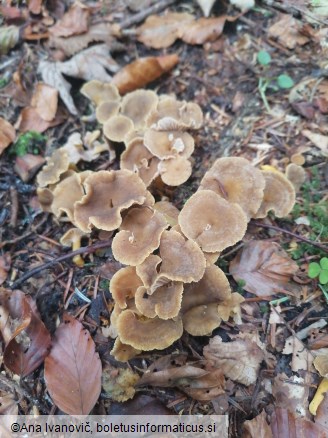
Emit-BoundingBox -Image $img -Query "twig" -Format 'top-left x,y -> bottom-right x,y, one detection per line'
0,215 -> 48,249
10,239 -> 113,289
252,221 -> 328,253
9,187 -> 19,228
120,0 -> 176,29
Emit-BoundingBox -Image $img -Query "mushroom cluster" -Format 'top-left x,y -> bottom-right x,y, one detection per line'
81,80 -> 203,186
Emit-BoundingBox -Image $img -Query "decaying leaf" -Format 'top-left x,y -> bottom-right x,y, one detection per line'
0,118 -> 15,155
203,334 -> 265,385
282,336 -> 313,372
302,130 -> 328,157
268,14 -> 310,49
315,393 -> 328,430
108,393 -> 172,415
229,240 -> 300,297
0,393 -> 18,438
314,354 -> 328,378
0,254 -> 11,285
49,3 -> 90,38
181,16 -> 234,45
14,154 -> 45,182
102,364 -> 139,402
31,83 -> 58,122
27,0 -> 42,15
44,314 -> 102,415
0,289 -> 51,377
242,410 -> 272,438
272,373 -> 310,417
0,25 -> 20,55
112,54 -> 179,94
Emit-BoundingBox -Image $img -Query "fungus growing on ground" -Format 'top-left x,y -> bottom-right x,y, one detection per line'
178,190 -> 248,252
158,155 -> 192,186
110,266 -> 143,309
60,228 -> 89,267
74,170 -> 150,232
285,163 -> 306,191
103,115 -> 134,143
153,200 -> 179,227
253,170 -> 296,218
199,157 -> 266,220
183,304 -> 222,336
135,254 -> 162,290
121,89 -> 158,129
111,338 -> 141,362
37,149 -> 69,187
80,80 -> 120,105
96,101 -> 120,123
143,130 -> 194,159
112,207 -> 168,266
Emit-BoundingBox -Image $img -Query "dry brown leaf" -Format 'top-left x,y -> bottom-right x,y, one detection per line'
242,410 -> 272,438
16,107 -> 57,133
282,336 -> 313,372
14,154 -> 45,182
272,373 -> 310,417
0,117 -> 15,155
229,240 -> 299,297
0,394 -> 18,438
302,130 -> 328,157
44,314 -> 102,415
181,16 -> 233,45
0,254 -> 11,286
316,392 -> 328,430
112,54 -> 179,94
268,14 -> 310,49
50,4 -> 89,37
0,289 -> 51,377
203,334 -> 265,385
314,354 -> 328,377
102,364 -> 139,402
27,0 -> 42,14
31,83 -> 58,122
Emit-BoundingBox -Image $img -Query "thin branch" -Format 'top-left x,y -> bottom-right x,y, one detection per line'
252,221 -> 328,253
10,239 -> 113,290
120,0 -> 176,29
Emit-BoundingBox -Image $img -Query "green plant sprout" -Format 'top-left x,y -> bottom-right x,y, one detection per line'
10,131 -> 46,156
308,257 -> 328,285
257,50 -> 294,112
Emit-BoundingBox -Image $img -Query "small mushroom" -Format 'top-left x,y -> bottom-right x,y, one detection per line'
103,115 -> 134,142
183,304 -> 222,336
159,229 -> 206,283
158,155 -> 192,186
143,129 -> 194,159
60,228 -> 89,267
96,101 -> 120,123
74,170 -> 149,232
116,309 -> 183,351
178,190 -> 248,252
121,90 -> 158,129
112,207 -> 168,266
134,282 -> 183,319
110,337 -> 141,362
217,292 -> 245,324
37,187 -> 54,212
81,80 -> 121,105
136,254 -> 162,290
199,157 -> 266,220
253,170 -> 296,218
110,266 -> 143,309
37,149 -> 70,187
285,163 -> 306,192
153,200 -> 180,227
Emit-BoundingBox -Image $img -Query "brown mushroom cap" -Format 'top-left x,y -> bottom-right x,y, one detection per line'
136,254 -> 162,289
182,264 -> 231,313
80,80 -> 120,105
110,266 -> 143,309
178,190 -> 248,252
96,101 -> 120,123
159,229 -> 206,283
179,101 -> 203,129
134,282 -> 183,319
37,149 -> 69,187
37,187 -> 54,212
121,90 -> 158,129
183,304 -> 222,336
103,115 -> 134,142
110,337 -> 141,362
217,292 -> 245,323
203,251 -> 221,265
61,131 -> 109,164
253,170 -> 296,218
60,227 -> 88,246
199,157 -> 265,220
285,163 -> 306,192
74,170 -> 148,232
153,200 -> 180,227
120,138 -> 160,187
112,207 -> 168,266
116,309 -> 183,351
158,156 -> 192,186
143,129 -> 194,159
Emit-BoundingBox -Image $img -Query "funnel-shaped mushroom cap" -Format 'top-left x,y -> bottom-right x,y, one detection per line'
136,254 -> 162,290
179,101 -> 203,129
182,265 -> 231,313
217,292 -> 245,323
74,170 -> 148,232
110,266 -> 143,309
153,201 -> 180,227
179,190 -> 248,252
143,129 -> 194,159
285,163 -> 306,192
253,170 -> 296,218
103,115 -> 134,142
81,80 -> 120,105
110,337 -> 141,362
37,149 -> 70,187
158,156 -> 192,186
159,230 -> 206,283
96,101 -> 120,123
112,207 -> 168,266
120,138 -> 160,187
183,304 -> 222,336
116,309 -> 183,351
121,90 -> 158,129
135,282 -> 183,320
37,187 -> 54,212
203,251 -> 221,265
199,157 -> 265,220
60,227 -> 89,246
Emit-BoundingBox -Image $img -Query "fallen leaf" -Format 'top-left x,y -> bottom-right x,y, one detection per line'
268,14 -> 310,49
0,118 -> 15,155
282,336 -> 313,372
314,354 -> 328,378
242,410 -> 272,438
0,6 -> 23,20
0,394 -> 18,438
50,4 -> 89,37
0,289 -> 51,377
31,83 -> 58,121
108,394 -> 172,415
302,130 -> 328,157
196,0 -> 216,17
112,54 -> 179,94
181,16 -> 234,45
316,392 -> 328,430
44,314 -> 102,415
203,334 -> 265,385
27,0 -> 43,15
272,373 -> 310,417
16,107 -> 56,133
308,329 -> 328,350
14,154 -> 45,182
0,254 -> 11,285
270,407 -> 327,438
229,240 -> 300,297
0,25 -> 20,55
102,364 -> 139,402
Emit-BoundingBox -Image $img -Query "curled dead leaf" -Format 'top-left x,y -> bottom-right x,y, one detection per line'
0,118 -> 15,155
31,83 -> 58,122
50,4 -> 90,38
268,14 -> 310,49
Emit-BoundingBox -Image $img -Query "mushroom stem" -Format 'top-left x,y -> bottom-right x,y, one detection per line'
309,377 -> 328,415
72,237 -> 84,267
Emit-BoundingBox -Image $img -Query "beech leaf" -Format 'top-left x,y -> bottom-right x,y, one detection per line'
44,314 -> 102,415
